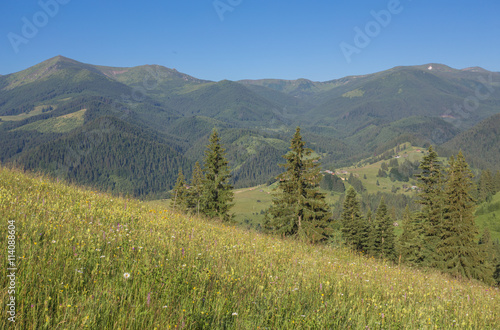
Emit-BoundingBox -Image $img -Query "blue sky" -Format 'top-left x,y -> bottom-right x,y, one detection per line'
1,0 -> 499,81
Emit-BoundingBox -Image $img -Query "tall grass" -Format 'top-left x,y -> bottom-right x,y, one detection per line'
1,166 -> 499,329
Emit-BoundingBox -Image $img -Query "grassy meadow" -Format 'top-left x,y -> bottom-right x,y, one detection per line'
1,166 -> 500,329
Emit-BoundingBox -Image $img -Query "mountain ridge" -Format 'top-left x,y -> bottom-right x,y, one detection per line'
1,56 -> 500,196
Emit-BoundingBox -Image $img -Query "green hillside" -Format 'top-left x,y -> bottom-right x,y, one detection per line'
15,117 -> 191,198
14,109 -> 86,133
2,166 -> 499,328
441,113 -> 500,171
1,56 -> 500,198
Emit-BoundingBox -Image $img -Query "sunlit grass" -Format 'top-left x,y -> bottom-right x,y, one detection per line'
1,166 -> 499,329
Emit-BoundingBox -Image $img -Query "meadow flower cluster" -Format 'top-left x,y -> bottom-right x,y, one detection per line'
1,166 -> 499,328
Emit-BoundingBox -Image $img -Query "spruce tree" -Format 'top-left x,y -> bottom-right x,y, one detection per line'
366,209 -> 373,225
332,176 -> 345,193
187,161 -> 204,217
368,197 -> 396,261
478,228 -> 496,285
340,187 -> 368,251
493,240 -> 500,284
264,127 -> 331,243
477,169 -> 495,202
494,170 -> 500,194
172,169 -> 188,213
201,130 -> 234,221
438,151 -> 493,283
415,145 -> 444,267
320,173 -> 334,191
398,206 -> 425,266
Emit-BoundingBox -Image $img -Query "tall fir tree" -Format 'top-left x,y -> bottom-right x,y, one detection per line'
368,197 -> 396,261
415,145 -> 444,267
398,205 -> 425,266
186,161 -> 204,217
340,187 -> 368,251
438,151 -> 493,283
201,130 -> 234,221
477,169 -> 495,203
172,169 -> 188,213
494,170 -> 500,194
264,127 -> 331,243
478,228 -> 497,285
366,209 -> 373,226
492,240 -> 500,285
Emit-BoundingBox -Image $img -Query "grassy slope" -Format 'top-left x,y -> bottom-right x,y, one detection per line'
442,113 -> 500,171
13,109 -> 86,133
231,184 -> 343,229
1,166 -> 499,329
337,144 -> 425,195
0,105 -> 56,122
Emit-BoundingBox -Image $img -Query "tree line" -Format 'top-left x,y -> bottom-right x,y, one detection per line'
173,129 -> 234,222
173,127 -> 500,285
340,146 -> 500,285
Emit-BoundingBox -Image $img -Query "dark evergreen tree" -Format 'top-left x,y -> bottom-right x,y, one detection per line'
365,209 -> 373,225
377,168 -> 387,178
172,169 -> 188,213
477,169 -> 495,203
493,240 -> 500,285
320,173 -> 334,191
398,206 -> 424,266
201,130 -> 234,221
478,228 -> 497,285
348,173 -> 366,193
340,187 -> 368,251
494,170 -> 500,194
438,152 -> 493,283
415,145 -> 444,267
264,127 -> 331,243
187,161 -> 204,216
368,197 -> 396,260
332,175 -> 345,193
389,158 -> 399,168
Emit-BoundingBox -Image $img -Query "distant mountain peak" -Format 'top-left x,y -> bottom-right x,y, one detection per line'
396,63 -> 456,73
461,66 -> 489,73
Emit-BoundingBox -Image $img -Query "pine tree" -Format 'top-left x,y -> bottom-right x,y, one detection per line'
494,170 -> 500,194
377,168 -> 387,178
348,173 -> 366,193
398,206 -> 425,266
415,145 -> 444,267
201,130 -> 234,221
340,187 -> 368,251
320,173 -> 334,191
438,151 -> 493,283
172,169 -> 188,213
264,127 -> 331,243
477,169 -> 495,202
186,161 -> 204,216
332,175 -> 345,193
493,240 -> 500,284
478,228 -> 496,285
366,209 -> 373,225
368,197 -> 396,260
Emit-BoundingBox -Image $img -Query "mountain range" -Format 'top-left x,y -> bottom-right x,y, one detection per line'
1,56 -> 499,197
